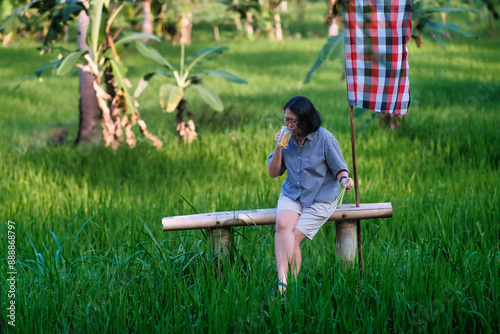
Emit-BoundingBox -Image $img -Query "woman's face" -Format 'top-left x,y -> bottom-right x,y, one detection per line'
284,108 -> 301,135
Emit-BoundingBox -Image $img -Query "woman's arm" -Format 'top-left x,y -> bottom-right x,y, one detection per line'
268,131 -> 284,178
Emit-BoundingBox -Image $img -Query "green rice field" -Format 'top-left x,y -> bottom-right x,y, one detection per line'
0,3 -> 499,332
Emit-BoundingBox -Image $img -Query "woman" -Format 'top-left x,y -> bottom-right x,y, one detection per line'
267,96 -> 354,293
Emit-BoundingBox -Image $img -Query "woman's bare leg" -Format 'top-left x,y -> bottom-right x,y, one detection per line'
290,228 -> 307,278
275,209 -> 299,293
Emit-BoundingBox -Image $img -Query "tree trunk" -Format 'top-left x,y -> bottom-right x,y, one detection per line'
328,16 -> 340,36
440,12 -> 451,39
327,0 -> 340,37
297,0 -> 306,27
234,14 -> 242,31
281,0 -> 288,12
2,32 -> 13,46
274,12 -> 283,41
245,11 -> 254,36
180,11 -> 192,45
489,10 -> 496,30
141,0 -> 153,43
213,25 -> 220,43
63,25 -> 69,42
76,3 -> 101,144
378,113 -> 401,130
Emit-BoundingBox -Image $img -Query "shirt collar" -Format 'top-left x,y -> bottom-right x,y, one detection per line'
292,128 -> 319,147
305,128 -> 320,141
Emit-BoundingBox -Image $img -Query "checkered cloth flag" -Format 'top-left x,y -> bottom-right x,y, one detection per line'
342,0 -> 412,115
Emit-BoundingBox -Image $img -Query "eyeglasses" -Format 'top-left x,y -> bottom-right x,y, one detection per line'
283,117 -> 299,125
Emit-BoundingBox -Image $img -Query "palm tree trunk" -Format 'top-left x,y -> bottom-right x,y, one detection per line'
328,16 -> 340,36
441,12 -> 451,39
281,1 -> 288,12
245,11 -> 254,35
2,32 -> 13,46
274,13 -> 283,41
234,14 -> 242,30
76,3 -> 100,144
327,0 -> 340,37
141,0 -> 153,43
214,25 -> 220,43
180,11 -> 192,45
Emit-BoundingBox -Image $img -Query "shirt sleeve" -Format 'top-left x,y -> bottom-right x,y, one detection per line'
324,134 -> 349,178
267,148 -> 287,176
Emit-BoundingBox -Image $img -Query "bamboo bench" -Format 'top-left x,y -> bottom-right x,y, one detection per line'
163,202 -> 392,265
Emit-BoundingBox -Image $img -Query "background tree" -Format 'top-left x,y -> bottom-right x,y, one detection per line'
304,0 -> 478,129
149,0 -> 195,45
2,0 -> 163,148
267,0 -> 283,40
222,0 -> 260,37
475,0 -> 499,30
410,0 -> 476,47
0,0 -> 55,45
190,1 -> 233,42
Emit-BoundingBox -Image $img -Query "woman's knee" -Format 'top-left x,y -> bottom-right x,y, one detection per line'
276,217 -> 291,233
276,210 -> 298,233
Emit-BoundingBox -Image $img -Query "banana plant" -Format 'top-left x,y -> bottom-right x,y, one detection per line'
411,0 -> 477,47
76,0 -> 164,149
134,42 -> 247,142
2,0 -> 163,149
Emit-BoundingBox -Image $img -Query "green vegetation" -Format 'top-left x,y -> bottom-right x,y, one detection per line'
135,43 -> 248,142
1,2 -> 499,333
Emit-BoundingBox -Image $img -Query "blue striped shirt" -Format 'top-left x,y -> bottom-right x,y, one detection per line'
267,127 -> 349,207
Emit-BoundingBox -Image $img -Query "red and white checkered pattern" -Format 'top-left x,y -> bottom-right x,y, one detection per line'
342,0 -> 412,115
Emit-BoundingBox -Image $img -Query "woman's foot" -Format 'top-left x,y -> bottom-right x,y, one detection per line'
278,282 -> 287,294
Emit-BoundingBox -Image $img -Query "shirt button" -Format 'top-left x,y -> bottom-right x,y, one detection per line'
296,169 -> 299,172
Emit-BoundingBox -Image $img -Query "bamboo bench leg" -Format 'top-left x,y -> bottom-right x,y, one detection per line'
209,226 -> 232,259
335,220 -> 357,270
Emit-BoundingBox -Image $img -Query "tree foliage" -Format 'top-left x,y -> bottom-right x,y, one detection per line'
2,0 -> 164,149
304,0 -> 479,85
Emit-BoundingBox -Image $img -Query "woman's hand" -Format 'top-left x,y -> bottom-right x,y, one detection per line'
341,177 -> 354,190
274,130 -> 282,144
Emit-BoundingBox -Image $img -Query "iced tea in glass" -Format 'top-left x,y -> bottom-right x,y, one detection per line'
277,126 -> 293,149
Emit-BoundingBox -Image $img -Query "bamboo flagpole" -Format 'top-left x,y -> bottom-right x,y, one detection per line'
342,0 -> 412,274
349,106 -> 364,274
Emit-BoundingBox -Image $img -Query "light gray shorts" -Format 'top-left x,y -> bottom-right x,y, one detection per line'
276,194 -> 337,240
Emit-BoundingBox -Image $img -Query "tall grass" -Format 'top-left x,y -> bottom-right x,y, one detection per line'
1,4 -> 499,333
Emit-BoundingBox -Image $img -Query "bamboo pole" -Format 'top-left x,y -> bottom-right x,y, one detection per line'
163,203 -> 392,231
349,106 -> 364,274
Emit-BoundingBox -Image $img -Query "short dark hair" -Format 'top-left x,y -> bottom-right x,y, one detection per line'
283,96 -> 322,134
